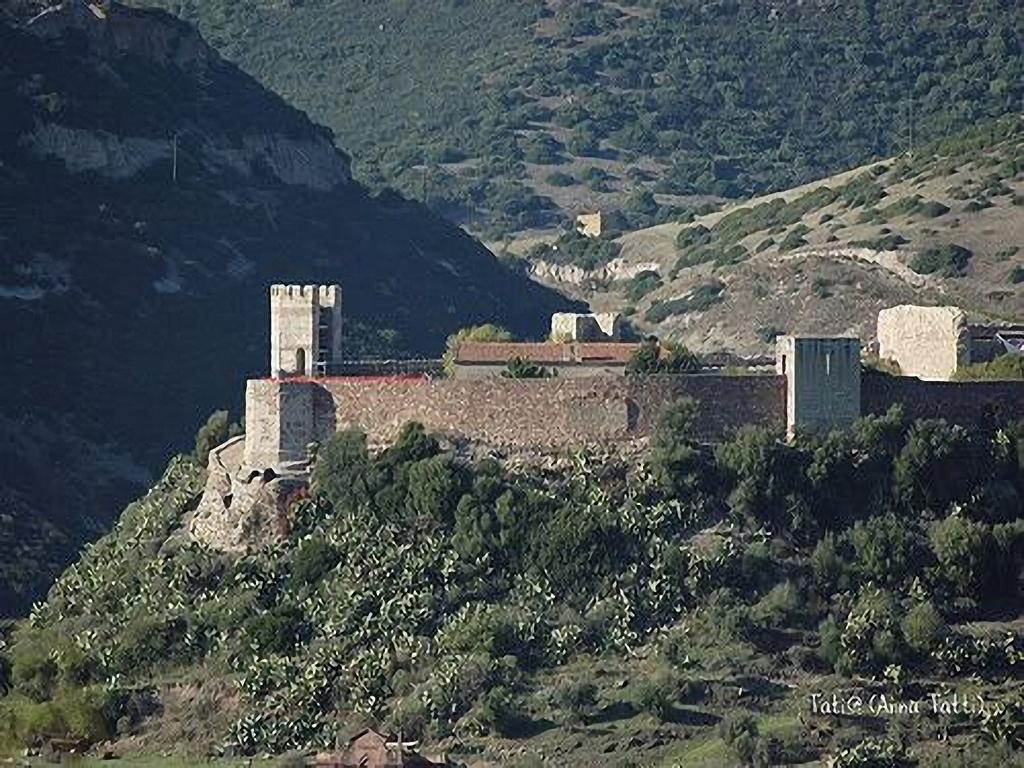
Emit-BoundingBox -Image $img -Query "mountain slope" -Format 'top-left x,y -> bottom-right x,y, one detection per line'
525,118 -> 1024,354
125,0 -> 1023,235
0,1 -> 576,615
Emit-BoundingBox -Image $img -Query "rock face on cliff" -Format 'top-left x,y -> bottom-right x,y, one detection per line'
0,1 -> 576,614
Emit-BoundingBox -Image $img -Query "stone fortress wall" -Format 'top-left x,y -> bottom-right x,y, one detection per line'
243,371 -> 1024,468
244,374 -> 788,465
242,285 -> 1024,470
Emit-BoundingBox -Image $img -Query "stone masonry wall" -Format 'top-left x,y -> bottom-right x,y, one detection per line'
862,375 -> 1024,426
316,375 -> 787,452
244,373 -> 1024,469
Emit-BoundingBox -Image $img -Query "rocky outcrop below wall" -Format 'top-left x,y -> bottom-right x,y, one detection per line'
188,435 -> 304,552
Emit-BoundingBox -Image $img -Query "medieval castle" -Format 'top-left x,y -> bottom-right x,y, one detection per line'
188,283 -> 1023,550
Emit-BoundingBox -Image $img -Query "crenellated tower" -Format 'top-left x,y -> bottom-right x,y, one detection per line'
269,284 -> 342,377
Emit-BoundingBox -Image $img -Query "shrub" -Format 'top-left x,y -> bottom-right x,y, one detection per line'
719,712 -> 760,766
290,537 -> 339,584
551,679 -> 597,724
12,645 -> 58,703
909,243 -> 973,277
477,685 -> 524,735
626,339 -> 700,374
631,668 -> 676,720
918,200 -> 950,217
442,324 -> 514,377
242,606 -> 310,655
901,600 -> 946,655
1010,265 -> 1024,284
850,513 -> 921,586
930,514 -> 994,601
311,429 -> 374,513
675,224 -> 713,250
953,353 -> 1024,380
545,171 -> 575,186
752,581 -> 803,628
193,410 -> 242,466
778,226 -> 809,252
835,586 -> 905,676
502,356 -> 555,379
623,269 -> 662,301
644,281 -> 725,322
650,397 -> 711,496
810,533 -> 848,592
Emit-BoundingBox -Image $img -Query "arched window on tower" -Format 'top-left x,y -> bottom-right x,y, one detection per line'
295,347 -> 306,376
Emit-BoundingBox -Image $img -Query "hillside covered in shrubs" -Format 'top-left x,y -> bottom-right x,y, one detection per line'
124,0 -> 1023,235
1,404 -> 1022,765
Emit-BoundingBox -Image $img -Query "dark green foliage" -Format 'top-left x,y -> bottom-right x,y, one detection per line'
631,668 -> 676,720
529,230 -> 622,270
290,538 -> 339,585
929,514 -> 995,601
954,353 -> 1024,380
718,712 -> 760,766
545,171 -> 575,187
502,357 -> 555,379
778,225 -> 809,253
243,605 -> 310,655
650,397 -> 712,496
901,600 -> 946,655
193,410 -> 242,466
850,513 -> 922,586
918,200 -> 950,218
622,270 -> 662,302
852,233 -> 908,251
644,281 -> 725,323
675,224 -> 713,250
715,427 -> 804,530
551,679 -> 597,725
1010,266 -> 1024,284
909,243 -> 973,277
626,339 -> 701,375
893,420 -> 984,511
102,0 -> 1022,237
12,407 -> 1024,755
311,429 -> 374,513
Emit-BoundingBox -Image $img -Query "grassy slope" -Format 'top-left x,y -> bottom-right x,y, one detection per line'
534,118 -> 1024,354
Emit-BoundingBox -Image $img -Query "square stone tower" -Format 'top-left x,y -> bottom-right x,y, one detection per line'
776,336 -> 861,439
269,284 -> 342,378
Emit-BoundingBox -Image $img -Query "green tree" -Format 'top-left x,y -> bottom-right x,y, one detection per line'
443,324 -> 514,377
650,397 -> 712,496
311,429 -> 375,513
930,514 -> 994,601
850,513 -> 922,586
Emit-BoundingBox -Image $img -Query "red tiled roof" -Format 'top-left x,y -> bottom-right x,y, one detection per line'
455,341 -> 641,365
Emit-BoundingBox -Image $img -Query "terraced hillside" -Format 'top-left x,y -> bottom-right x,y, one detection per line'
521,119 -> 1024,354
